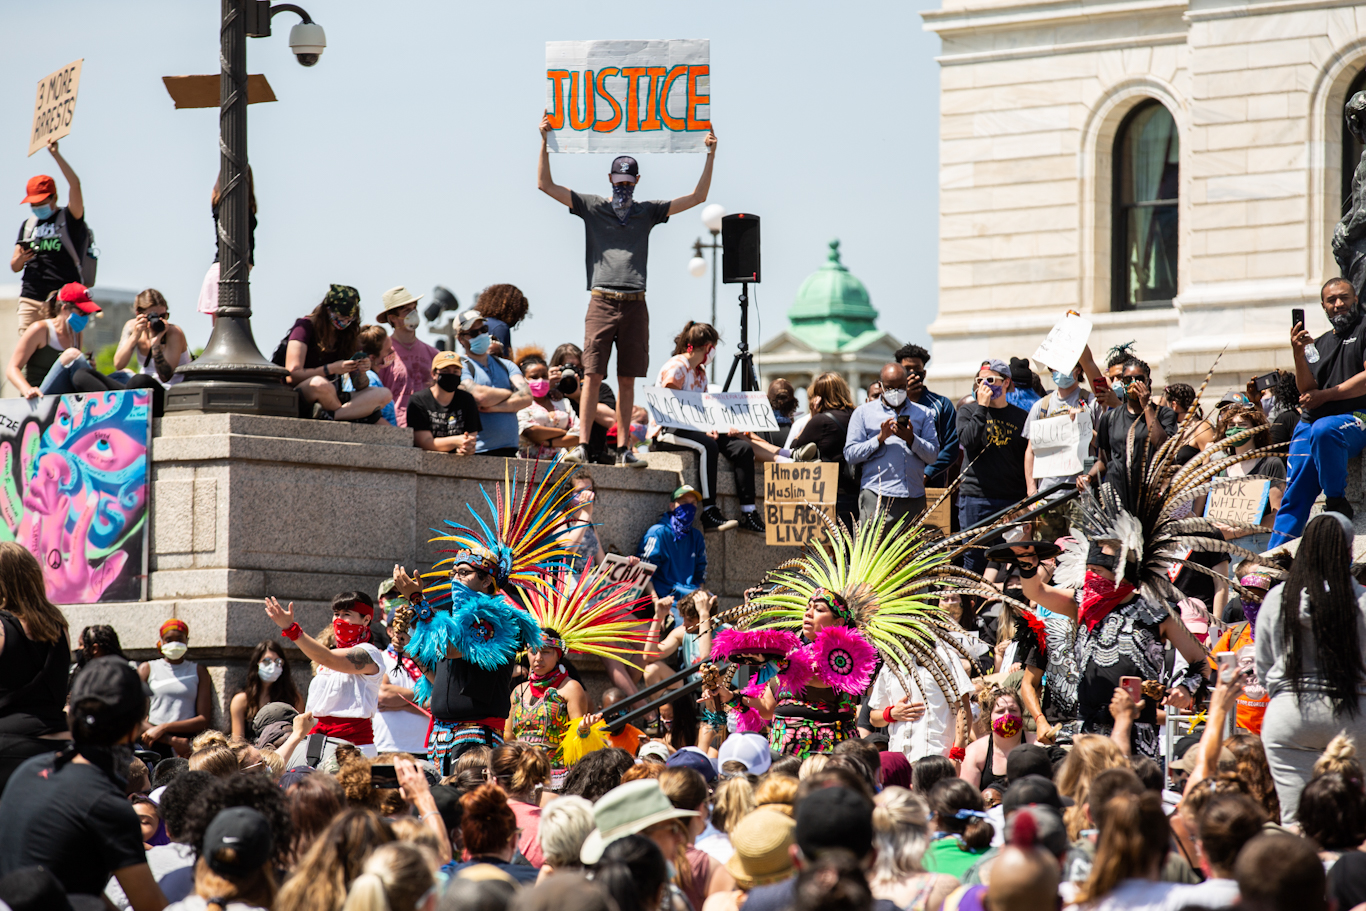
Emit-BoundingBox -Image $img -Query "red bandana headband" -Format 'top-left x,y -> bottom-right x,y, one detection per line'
159,619 -> 188,639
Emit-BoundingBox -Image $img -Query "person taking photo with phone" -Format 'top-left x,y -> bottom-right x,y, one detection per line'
11,140 -> 87,336
1271,277 -> 1366,545
955,359 -> 1029,577
844,362 -> 940,527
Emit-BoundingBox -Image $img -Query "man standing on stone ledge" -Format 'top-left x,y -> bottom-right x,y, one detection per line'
1271,277 -> 1366,545
537,114 -> 718,469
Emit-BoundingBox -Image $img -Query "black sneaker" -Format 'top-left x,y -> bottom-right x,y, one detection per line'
616,448 -> 647,469
737,511 -> 766,534
701,506 -> 738,533
1326,496 -> 1356,520
311,402 -> 335,421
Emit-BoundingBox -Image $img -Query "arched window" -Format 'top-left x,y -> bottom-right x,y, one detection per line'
1112,100 -> 1179,310
1342,68 -> 1366,218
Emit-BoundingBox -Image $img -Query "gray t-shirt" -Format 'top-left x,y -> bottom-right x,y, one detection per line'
570,191 -> 671,292
1021,386 -> 1102,493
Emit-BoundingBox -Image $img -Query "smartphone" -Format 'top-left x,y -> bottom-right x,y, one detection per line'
1215,651 -> 1239,685
1292,308 -> 1305,330
1253,371 -> 1280,392
370,765 -> 401,789
897,415 -> 910,428
1118,676 -> 1143,706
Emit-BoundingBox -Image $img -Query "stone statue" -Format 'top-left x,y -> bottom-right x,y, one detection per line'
1333,91 -> 1366,297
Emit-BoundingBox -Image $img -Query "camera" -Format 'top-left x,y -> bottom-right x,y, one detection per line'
558,364 -> 580,395
288,21 -> 326,67
148,317 -> 166,335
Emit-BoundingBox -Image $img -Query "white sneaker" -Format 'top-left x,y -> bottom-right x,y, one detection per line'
563,445 -> 588,464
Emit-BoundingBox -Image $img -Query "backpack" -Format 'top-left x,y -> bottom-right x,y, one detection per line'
23,209 -> 97,287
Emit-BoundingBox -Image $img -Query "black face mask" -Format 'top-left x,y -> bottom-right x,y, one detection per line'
436,374 -> 462,393
1086,544 -> 1118,570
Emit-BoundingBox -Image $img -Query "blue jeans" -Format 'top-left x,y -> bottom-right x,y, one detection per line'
37,353 -> 90,396
958,494 -> 1018,576
1269,414 -> 1366,546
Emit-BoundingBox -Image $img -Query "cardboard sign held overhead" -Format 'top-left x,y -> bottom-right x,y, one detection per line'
30,60 -> 82,156
1033,311 -> 1093,374
764,463 -> 838,546
545,39 -> 711,153
1204,478 -> 1271,527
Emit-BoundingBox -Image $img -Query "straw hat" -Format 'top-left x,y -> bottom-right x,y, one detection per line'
724,809 -> 796,888
578,780 -> 698,865
377,285 -> 422,319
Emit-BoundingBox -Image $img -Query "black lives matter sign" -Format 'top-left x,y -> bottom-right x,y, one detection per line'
30,60 -> 83,157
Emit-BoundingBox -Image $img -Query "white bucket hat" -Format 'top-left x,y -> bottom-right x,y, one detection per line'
578,779 -> 697,865
377,285 -> 423,320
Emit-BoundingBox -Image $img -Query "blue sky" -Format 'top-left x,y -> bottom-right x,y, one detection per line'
1,1 -> 941,379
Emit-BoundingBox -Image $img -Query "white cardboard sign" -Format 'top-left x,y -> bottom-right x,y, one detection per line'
640,386 -> 778,433
593,553 -> 657,601
1033,312 -> 1093,374
1204,478 -> 1271,527
1029,411 -> 1092,478
545,39 -> 710,153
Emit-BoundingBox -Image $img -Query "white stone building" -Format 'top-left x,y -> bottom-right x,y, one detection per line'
922,0 -> 1366,398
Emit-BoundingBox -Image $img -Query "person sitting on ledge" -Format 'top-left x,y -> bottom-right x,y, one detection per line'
274,283 -> 392,423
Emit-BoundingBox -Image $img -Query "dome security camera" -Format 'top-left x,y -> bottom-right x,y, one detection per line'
288,21 -> 326,66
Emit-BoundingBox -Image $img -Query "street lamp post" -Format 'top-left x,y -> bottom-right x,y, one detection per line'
165,0 -> 325,417
688,204 -> 726,382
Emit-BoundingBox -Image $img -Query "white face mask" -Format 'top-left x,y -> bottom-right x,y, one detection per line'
882,388 -> 907,407
160,641 -> 188,661
258,660 -> 283,683
403,310 -> 421,331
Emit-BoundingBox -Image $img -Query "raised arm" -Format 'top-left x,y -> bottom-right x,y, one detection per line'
538,114 -> 572,207
1016,556 -> 1077,618
667,132 -> 718,215
263,597 -> 379,675
48,141 -> 82,220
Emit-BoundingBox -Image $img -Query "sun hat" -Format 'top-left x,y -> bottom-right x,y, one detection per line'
724,809 -> 797,888
717,732 -> 772,776
578,780 -> 698,865
378,285 -> 422,319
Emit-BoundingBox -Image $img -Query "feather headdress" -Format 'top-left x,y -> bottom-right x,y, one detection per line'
422,458 -> 586,602
520,564 -> 651,667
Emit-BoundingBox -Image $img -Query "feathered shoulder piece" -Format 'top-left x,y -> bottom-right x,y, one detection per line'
520,565 -> 650,667
406,583 -> 543,673
742,500 -> 1027,705
424,458 -> 586,598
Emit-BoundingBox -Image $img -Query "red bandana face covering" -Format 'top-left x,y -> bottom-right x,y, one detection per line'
529,661 -> 568,699
333,618 -> 372,649
1079,571 -> 1136,631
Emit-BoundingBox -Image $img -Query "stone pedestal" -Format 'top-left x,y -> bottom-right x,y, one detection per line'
61,415 -> 797,720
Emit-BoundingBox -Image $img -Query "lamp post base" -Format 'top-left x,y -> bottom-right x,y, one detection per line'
164,312 -> 298,417
165,380 -> 298,416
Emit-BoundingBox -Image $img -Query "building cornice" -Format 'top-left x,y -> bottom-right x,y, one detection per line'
923,0 -> 1186,34
935,31 -> 1187,65
1184,0 -> 1365,21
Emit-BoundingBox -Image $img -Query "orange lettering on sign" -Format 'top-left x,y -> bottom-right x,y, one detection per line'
569,70 -> 595,131
659,65 -> 689,131
545,70 -> 570,130
686,65 -> 711,131
640,67 -> 667,131
621,66 -> 648,131
594,68 -> 623,132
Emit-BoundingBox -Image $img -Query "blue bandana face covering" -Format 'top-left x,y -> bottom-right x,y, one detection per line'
669,503 -> 697,539
611,182 -> 635,224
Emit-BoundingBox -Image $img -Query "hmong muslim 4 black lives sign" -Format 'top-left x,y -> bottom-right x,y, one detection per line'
764,463 -> 837,546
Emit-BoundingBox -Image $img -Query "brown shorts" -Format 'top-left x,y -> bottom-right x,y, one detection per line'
16,298 -> 45,335
582,291 -> 649,378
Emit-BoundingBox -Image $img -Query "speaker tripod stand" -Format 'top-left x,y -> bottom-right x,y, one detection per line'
721,282 -> 759,392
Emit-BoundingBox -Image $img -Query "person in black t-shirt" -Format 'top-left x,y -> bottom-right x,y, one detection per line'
11,141 -> 86,335
1272,278 -> 1366,545
957,359 -> 1030,576
0,657 -> 167,910
1084,355 -> 1178,503
408,350 -> 481,455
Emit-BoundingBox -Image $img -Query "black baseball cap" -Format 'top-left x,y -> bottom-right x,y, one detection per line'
1002,775 -> 1073,816
610,156 -> 639,181
666,746 -> 717,784
69,656 -> 150,733
796,787 -> 874,859
1006,744 -> 1054,783
204,807 -> 273,877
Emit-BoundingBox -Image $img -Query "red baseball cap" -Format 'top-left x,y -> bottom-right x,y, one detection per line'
57,283 -> 101,314
21,175 -> 55,204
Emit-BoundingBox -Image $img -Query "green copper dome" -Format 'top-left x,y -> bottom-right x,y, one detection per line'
787,239 -> 881,352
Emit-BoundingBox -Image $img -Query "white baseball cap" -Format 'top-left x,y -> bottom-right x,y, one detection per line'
717,732 -> 772,776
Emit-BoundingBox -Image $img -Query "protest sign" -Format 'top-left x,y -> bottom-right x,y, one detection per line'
1204,477 -> 1271,527
545,39 -> 710,153
1033,311 -> 1093,374
923,489 -> 953,535
764,463 -> 837,546
0,390 -> 151,602
594,553 -> 657,602
30,60 -> 83,156
162,74 -> 277,109
640,386 -> 777,434
1029,411 -> 1092,478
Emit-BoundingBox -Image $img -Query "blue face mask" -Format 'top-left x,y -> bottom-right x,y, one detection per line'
467,332 -> 491,355
66,312 -> 89,333
1051,370 -> 1076,389
668,503 -> 697,539
31,204 -> 54,220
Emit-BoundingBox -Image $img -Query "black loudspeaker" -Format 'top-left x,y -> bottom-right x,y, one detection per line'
721,213 -> 760,284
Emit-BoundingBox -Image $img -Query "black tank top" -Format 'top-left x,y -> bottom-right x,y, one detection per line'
980,732 -> 1010,793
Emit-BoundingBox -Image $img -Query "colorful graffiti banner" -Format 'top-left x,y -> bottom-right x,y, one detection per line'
0,390 -> 150,603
